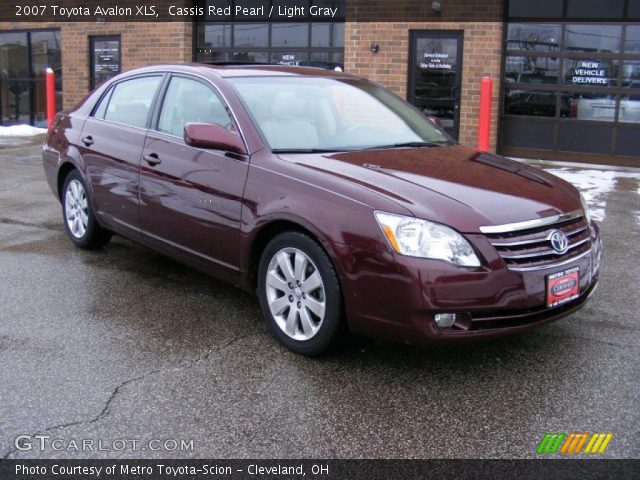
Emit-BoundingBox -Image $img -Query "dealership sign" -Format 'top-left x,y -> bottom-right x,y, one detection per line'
571,61 -> 609,85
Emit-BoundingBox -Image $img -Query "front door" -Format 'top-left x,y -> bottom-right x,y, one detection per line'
409,30 -> 464,139
139,74 -> 249,276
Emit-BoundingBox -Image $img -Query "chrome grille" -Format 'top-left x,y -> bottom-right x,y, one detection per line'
482,212 -> 592,272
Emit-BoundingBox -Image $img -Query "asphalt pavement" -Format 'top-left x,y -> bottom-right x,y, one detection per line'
0,140 -> 638,459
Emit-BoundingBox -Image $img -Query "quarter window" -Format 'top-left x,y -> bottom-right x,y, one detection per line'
102,76 -> 162,128
157,77 -> 232,137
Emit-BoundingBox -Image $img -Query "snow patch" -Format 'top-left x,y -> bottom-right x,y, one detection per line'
0,124 -> 47,137
547,168 -> 640,224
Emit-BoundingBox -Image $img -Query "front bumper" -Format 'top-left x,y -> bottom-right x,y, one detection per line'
334,223 -> 602,345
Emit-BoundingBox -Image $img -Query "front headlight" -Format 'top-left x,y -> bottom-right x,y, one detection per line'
579,193 -> 592,224
374,211 -> 481,267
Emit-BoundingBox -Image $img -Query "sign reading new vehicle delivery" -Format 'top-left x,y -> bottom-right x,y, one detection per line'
571,61 -> 610,85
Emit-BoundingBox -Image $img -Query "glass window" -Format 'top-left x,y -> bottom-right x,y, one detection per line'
193,18 -> 345,72
232,51 -> 269,63
308,51 -> 344,70
158,77 -> 232,136
566,0 -> 624,19
505,55 -> 560,84
504,89 -> 557,117
233,24 -> 268,47
619,86 -> 640,124
506,24 -> 561,52
271,51 -> 308,65
196,50 -> 230,63
507,0 -> 562,18
563,59 -> 618,87
622,61 -> 640,88
560,92 -> 617,122
271,23 -> 308,47
93,88 -> 112,119
0,32 -> 29,124
626,26 -> 640,54
620,62 -> 640,123
103,76 -> 162,128
630,0 -> 640,18
311,23 -> 345,48
565,25 -> 621,53
198,24 -> 232,48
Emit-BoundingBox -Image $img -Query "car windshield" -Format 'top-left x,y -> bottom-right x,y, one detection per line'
228,76 -> 451,152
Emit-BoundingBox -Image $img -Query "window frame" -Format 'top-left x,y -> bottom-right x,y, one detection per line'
151,73 -> 235,138
502,23 -> 640,122
89,73 -> 165,130
147,72 -> 249,153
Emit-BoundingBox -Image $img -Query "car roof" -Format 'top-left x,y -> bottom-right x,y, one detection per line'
121,63 -> 358,80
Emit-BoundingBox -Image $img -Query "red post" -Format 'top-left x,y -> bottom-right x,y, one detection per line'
46,67 -> 56,130
477,76 -> 493,152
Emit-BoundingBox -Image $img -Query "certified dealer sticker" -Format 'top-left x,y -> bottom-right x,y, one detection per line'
546,266 -> 580,308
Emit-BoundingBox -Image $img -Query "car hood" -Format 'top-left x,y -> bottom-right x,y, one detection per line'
278,145 -> 581,233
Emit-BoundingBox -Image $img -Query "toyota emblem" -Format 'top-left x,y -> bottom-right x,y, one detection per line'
550,230 -> 569,254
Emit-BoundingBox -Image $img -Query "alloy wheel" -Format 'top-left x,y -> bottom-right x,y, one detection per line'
64,179 -> 89,239
265,247 -> 327,341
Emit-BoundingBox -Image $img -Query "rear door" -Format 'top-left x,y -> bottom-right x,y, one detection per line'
80,75 -> 163,236
139,74 -> 249,276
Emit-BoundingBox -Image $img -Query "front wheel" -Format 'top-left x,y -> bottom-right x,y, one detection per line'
61,170 -> 112,249
257,232 -> 343,356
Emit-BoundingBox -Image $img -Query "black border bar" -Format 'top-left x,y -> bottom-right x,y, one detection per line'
1,459 -> 639,480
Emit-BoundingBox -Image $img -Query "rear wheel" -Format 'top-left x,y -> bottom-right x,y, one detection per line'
62,170 -> 112,249
258,232 -> 343,355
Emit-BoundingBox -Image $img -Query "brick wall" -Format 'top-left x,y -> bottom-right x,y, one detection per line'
344,0 -> 504,151
0,21 -> 192,110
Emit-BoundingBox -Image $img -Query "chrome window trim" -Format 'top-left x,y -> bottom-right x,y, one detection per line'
479,209 -> 584,234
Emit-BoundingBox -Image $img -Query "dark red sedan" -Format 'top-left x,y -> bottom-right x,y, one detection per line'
43,64 -> 601,355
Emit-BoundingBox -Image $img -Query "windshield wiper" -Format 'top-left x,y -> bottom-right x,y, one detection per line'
272,148 -> 343,154
363,141 -> 447,150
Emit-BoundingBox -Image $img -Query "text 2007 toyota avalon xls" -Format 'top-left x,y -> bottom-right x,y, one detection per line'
43,64 -> 601,355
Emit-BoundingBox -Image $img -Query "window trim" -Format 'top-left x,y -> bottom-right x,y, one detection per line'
89,73 -> 165,130
148,72 -> 250,154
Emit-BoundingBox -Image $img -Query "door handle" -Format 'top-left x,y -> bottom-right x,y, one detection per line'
143,153 -> 161,166
81,135 -> 94,146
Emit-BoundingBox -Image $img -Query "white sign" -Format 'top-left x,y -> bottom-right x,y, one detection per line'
572,61 -> 609,85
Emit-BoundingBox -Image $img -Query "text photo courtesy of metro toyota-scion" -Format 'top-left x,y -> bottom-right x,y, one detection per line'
0,1 -> 639,479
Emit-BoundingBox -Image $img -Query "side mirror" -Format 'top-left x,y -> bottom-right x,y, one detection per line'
427,116 -> 443,129
184,122 -> 246,154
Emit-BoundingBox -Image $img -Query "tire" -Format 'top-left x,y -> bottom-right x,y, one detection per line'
61,170 -> 112,249
258,231 -> 343,356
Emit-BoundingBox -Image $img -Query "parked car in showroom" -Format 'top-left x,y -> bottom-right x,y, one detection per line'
43,64 -> 601,355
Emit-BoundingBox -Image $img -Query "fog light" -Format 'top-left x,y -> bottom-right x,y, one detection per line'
434,313 -> 457,328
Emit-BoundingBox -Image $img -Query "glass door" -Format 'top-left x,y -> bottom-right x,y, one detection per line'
409,30 -> 464,139
0,32 -> 29,125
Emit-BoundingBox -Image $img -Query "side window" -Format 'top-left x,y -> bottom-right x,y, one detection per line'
103,76 -> 162,128
92,88 -> 112,119
157,76 -> 233,137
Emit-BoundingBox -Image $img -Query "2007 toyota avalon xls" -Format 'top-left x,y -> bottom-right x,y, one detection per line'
43,64 -> 601,355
